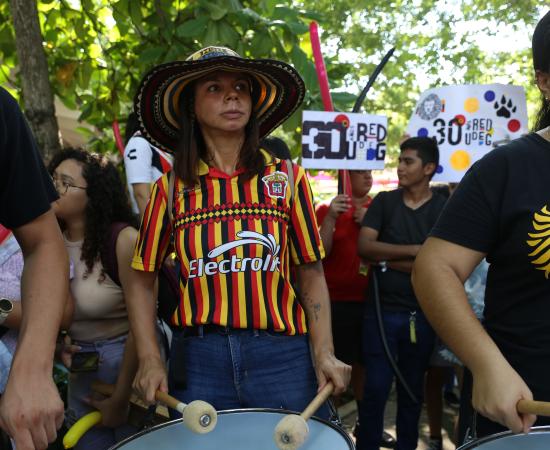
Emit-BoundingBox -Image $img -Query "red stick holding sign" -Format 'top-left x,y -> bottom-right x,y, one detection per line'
112,120 -> 125,156
309,21 -> 350,195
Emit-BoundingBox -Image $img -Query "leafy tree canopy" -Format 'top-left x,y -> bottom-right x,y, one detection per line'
0,0 -> 544,160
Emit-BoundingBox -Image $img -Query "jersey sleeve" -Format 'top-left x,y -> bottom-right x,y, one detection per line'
123,136 -> 154,184
131,174 -> 173,271
288,165 -> 325,265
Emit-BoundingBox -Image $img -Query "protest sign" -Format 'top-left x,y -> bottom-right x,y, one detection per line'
301,110 -> 388,170
406,84 -> 528,182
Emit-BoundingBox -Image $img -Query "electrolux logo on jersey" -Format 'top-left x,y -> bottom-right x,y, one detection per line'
188,231 -> 281,278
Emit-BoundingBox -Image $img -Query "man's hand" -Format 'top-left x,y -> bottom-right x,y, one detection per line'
0,367 -> 64,450
472,360 -> 536,434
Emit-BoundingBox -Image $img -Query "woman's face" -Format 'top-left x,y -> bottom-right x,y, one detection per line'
51,159 -> 88,222
350,170 -> 373,197
193,71 -> 252,136
536,69 -> 550,100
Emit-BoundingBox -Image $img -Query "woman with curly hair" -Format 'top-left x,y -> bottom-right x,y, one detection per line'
48,148 -> 139,450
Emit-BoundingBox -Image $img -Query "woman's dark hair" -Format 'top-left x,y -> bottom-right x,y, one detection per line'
533,10 -> 550,130
173,81 -> 263,186
48,148 -> 137,280
124,112 -> 140,146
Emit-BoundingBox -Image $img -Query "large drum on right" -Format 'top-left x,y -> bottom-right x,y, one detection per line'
457,426 -> 550,449
110,408 -> 354,450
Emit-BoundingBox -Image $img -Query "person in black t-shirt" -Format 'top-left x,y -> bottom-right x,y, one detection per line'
412,10 -> 550,440
0,87 -> 70,450
356,137 -> 446,450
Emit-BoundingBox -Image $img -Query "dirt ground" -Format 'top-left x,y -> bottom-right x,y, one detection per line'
337,383 -> 460,450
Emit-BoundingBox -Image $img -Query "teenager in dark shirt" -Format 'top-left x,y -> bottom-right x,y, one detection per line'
357,137 -> 446,450
412,10 -> 550,438
0,87 -> 69,450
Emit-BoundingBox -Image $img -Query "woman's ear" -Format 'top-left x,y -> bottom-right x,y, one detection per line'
535,70 -> 550,100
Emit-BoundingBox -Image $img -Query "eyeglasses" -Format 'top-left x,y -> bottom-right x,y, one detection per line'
51,175 -> 87,195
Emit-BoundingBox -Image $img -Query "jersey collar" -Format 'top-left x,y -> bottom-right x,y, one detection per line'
197,148 -> 279,178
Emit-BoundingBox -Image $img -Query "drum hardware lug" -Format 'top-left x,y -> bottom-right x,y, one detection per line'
200,414 -> 212,427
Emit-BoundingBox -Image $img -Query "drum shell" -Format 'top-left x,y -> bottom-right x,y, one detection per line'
457,425 -> 550,449
110,408 -> 354,450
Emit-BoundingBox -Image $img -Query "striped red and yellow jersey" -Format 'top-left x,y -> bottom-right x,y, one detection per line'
132,150 -> 324,334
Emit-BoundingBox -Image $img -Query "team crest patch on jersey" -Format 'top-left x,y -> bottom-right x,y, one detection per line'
262,171 -> 288,199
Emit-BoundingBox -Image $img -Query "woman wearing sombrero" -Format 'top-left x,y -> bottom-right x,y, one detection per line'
127,46 -> 351,414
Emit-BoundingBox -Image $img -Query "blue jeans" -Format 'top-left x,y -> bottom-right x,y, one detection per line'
168,327 -> 329,419
66,335 -> 137,450
356,308 -> 435,450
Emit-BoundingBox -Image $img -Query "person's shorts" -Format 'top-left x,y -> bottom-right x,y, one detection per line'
331,301 -> 364,365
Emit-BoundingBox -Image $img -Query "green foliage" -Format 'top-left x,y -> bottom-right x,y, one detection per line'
1,0 -> 318,153
0,0 -> 544,159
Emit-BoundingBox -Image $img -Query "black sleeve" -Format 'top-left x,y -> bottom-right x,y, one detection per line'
361,190 -> 386,231
0,88 -> 58,229
430,149 -> 506,253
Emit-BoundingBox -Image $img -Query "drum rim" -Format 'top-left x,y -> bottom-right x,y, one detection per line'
457,425 -> 550,449
109,407 -> 355,449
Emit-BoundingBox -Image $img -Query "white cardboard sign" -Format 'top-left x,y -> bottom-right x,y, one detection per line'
301,110 -> 388,170
406,84 -> 528,182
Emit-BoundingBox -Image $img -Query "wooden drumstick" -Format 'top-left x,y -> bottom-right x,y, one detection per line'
91,380 -> 217,433
517,399 -> 550,417
274,382 -> 335,450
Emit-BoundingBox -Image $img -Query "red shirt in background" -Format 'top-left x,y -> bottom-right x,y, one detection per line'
316,197 -> 372,302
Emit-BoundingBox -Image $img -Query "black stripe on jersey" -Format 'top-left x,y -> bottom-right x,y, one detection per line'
218,178 -> 232,325
256,172 -> 274,330
151,148 -> 163,173
199,177 -> 216,323
238,173 -> 254,327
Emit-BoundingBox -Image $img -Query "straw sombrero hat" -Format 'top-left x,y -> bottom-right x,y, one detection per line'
134,46 -> 305,154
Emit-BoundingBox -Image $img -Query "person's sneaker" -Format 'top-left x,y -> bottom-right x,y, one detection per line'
380,430 -> 396,448
444,390 -> 460,408
427,437 -> 443,450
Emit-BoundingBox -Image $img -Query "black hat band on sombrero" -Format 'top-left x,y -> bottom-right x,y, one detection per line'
134,47 -> 305,154
533,10 -> 550,71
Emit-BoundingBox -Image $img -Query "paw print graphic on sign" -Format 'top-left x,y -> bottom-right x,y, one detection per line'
494,95 -> 517,118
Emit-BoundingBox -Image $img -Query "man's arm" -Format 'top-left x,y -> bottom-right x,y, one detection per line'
132,183 -> 152,219
357,226 -> 420,262
295,261 -> 351,394
412,237 -> 535,433
1,208 -> 68,450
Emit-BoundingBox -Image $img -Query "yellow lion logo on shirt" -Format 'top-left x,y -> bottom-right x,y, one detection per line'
527,205 -> 550,278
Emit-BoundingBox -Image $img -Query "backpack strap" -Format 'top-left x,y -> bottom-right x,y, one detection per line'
103,222 -> 130,286
285,159 -> 295,204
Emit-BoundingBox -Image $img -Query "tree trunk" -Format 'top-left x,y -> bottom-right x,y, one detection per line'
9,0 -> 61,162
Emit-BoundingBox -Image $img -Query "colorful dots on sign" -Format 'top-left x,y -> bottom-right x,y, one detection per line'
436,165 -> 444,174
417,128 -> 429,137
454,114 -> 466,126
464,97 -> 480,113
484,90 -> 496,102
508,119 -> 521,132
450,150 -> 471,171
334,114 -> 350,129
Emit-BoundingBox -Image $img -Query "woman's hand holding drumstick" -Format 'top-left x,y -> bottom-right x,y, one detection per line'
92,381 -> 217,434
273,382 -> 334,450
